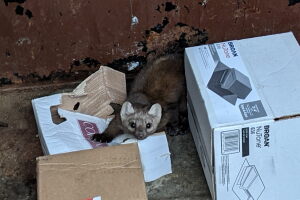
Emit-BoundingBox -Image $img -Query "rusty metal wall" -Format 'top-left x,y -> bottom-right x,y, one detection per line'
1,0 -> 300,85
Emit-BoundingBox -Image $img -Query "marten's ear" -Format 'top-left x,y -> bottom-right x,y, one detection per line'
121,101 -> 135,120
148,103 -> 162,121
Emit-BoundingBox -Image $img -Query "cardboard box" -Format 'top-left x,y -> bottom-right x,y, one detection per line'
33,66 -> 172,199
37,143 -> 148,200
185,32 -> 300,200
32,66 -> 126,154
58,65 -> 127,118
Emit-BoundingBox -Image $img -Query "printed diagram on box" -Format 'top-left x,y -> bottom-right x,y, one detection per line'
207,44 -> 252,105
207,64 -> 252,105
233,159 -> 265,200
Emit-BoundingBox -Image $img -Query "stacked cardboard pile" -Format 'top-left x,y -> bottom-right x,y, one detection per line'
32,66 -> 172,200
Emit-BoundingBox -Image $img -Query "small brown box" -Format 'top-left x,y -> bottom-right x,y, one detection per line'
37,143 -> 148,200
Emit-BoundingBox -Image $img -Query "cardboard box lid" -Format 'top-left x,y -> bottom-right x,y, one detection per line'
37,143 -> 148,200
59,66 -> 126,118
237,32 -> 300,119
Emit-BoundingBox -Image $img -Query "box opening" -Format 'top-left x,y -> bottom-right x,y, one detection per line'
274,114 -> 300,121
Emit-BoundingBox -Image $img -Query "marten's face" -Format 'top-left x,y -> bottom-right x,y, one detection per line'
120,101 -> 162,140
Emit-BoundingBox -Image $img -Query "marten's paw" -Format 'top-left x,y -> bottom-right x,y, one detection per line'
178,115 -> 189,135
166,116 -> 189,136
91,133 -> 113,143
166,124 -> 181,136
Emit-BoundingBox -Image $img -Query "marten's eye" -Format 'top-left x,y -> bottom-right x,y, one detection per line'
130,122 -> 136,128
146,123 -> 152,129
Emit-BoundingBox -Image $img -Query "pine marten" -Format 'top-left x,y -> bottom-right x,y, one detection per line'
92,54 -> 187,142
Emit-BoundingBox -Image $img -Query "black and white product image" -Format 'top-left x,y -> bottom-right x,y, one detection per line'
239,101 -> 267,120
207,45 -> 252,105
233,159 -> 265,200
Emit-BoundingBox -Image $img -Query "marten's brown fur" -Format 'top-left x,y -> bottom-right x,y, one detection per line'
92,54 -> 187,142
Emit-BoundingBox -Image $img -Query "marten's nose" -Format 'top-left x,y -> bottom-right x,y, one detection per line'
136,133 -> 146,140
136,128 -> 146,139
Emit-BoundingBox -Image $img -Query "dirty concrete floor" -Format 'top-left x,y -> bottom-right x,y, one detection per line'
0,82 -> 211,200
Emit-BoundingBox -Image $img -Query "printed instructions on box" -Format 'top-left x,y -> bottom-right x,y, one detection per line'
214,121 -> 276,200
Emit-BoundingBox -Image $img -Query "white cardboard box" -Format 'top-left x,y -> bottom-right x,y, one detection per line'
185,32 -> 300,200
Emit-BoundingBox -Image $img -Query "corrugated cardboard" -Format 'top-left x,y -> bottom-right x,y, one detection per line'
32,83 -> 172,182
185,32 -> 300,200
59,66 -> 127,118
32,66 -> 125,155
37,143 -> 148,200
33,65 -> 171,199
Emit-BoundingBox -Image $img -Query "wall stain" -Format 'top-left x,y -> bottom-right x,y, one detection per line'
184,5 -> 190,13
155,5 -> 161,13
70,57 -> 101,73
199,0 -> 208,6
175,22 -> 188,27
107,55 -> 146,73
137,41 -> 148,52
165,2 -> 177,12
1,0 -> 300,87
146,17 -> 169,35
166,26 -> 208,54
4,0 -> 26,6
1,21 -> 207,86
8,3 -> 33,19
289,0 -> 300,5
13,71 -> 71,83
142,22 -> 208,62
107,55 -> 146,88
5,50 -> 11,57
0,78 -> 12,86
15,5 -> 24,15
25,9 -> 33,18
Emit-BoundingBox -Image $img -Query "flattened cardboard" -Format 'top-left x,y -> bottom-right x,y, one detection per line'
59,66 -> 126,118
37,143 -> 148,200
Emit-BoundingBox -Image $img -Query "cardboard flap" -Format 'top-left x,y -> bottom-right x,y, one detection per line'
37,143 -> 148,200
59,66 -> 126,118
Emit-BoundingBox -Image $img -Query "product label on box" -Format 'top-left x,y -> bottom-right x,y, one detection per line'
195,41 -> 267,124
239,101 -> 267,120
214,121 -> 277,200
78,120 -> 107,148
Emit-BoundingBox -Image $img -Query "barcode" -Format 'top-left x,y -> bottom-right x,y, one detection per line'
221,130 -> 240,155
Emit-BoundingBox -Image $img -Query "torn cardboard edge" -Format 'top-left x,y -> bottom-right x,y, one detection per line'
59,66 -> 127,119
274,113 -> 300,121
37,143 -> 148,200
